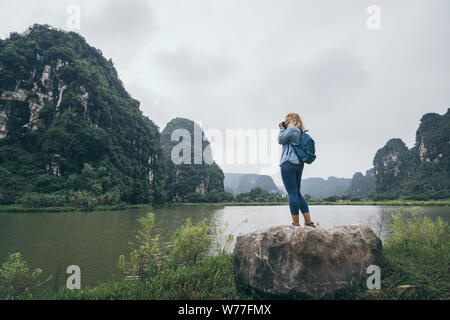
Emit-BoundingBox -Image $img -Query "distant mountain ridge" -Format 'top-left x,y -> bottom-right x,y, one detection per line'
300,176 -> 351,200
344,168 -> 376,198
224,173 -> 280,194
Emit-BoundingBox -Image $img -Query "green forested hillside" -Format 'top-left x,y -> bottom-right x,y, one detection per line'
373,109 -> 449,199
345,168 -> 375,198
160,118 -> 226,202
0,24 -> 166,206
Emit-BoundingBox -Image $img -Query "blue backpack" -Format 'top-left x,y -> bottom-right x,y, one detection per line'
292,129 -> 316,164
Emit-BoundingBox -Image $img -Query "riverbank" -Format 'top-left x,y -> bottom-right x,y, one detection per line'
174,199 -> 450,207
1,199 -> 448,213
1,210 -> 448,300
309,199 -> 450,206
0,203 -> 154,213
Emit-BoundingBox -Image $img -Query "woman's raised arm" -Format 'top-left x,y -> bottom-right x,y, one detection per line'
278,127 -> 293,145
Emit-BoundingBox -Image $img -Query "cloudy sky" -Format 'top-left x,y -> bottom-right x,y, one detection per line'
1,0 -> 449,185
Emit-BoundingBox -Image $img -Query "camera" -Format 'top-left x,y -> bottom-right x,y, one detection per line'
280,121 -> 286,129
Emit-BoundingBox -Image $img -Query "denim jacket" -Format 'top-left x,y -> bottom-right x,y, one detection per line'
278,126 -> 301,166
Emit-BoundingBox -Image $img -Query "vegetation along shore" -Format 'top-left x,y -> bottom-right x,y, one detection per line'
0,208 -> 448,300
1,198 -> 449,213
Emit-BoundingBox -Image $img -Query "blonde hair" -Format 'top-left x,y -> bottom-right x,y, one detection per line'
286,113 -> 305,131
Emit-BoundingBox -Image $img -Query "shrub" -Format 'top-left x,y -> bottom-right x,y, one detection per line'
0,191 -> 16,205
170,218 -> 212,267
119,215 -> 214,282
0,253 -> 49,300
386,208 -> 448,257
184,192 -> 206,203
99,191 -> 121,205
56,215 -> 246,300
16,192 -> 66,207
219,192 -> 235,202
384,208 -> 449,299
67,190 -> 121,208
324,195 -> 339,202
213,219 -> 248,255
118,213 -> 160,279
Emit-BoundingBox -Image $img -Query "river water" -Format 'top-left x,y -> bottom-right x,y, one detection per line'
0,205 -> 448,288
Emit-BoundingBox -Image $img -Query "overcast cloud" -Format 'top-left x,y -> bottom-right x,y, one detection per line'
1,0 -> 449,185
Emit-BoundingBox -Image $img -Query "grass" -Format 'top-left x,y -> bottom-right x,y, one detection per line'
336,209 -> 449,300
381,210 -> 449,299
46,254 -> 253,300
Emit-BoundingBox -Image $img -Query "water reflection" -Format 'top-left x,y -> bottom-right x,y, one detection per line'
212,205 -> 449,248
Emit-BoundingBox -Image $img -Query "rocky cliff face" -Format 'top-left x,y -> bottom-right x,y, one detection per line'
0,24 -> 165,204
0,59 -> 74,137
345,168 -> 375,198
373,138 -> 410,193
415,110 -> 449,164
372,109 -> 449,198
160,117 -> 224,202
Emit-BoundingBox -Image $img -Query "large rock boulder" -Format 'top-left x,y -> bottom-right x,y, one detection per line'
232,225 -> 386,299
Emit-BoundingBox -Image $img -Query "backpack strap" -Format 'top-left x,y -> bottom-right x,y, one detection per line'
297,126 -> 308,133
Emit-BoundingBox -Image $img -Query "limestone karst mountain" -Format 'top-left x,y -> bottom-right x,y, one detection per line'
373,109 -> 449,199
161,117 -> 225,202
0,24 -> 165,205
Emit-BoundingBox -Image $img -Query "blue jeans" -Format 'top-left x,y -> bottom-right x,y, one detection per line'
281,161 -> 310,215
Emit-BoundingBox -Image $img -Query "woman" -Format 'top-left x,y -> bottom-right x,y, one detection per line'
278,113 -> 315,227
